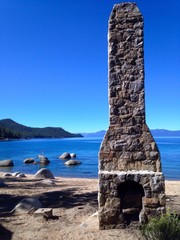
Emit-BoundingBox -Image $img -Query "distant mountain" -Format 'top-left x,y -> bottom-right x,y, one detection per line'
81,130 -> 106,138
150,129 -> 180,137
81,129 -> 180,138
0,119 -> 82,139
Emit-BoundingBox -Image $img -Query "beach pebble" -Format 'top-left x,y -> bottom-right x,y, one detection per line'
65,160 -> 81,166
59,152 -> 71,159
0,159 -> 14,167
34,168 -> 55,179
24,158 -> 34,164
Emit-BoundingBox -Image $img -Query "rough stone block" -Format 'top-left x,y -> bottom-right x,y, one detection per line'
34,208 -> 53,219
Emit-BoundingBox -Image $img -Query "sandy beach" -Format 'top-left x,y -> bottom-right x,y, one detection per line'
0,172 -> 180,240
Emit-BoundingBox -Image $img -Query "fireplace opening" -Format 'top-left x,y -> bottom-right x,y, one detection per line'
118,181 -> 144,225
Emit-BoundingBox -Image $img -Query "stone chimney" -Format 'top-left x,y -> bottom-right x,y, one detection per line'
98,2 -> 165,229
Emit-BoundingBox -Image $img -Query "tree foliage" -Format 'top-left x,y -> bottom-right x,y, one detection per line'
141,211 -> 180,240
0,119 -> 82,139
0,126 -> 21,140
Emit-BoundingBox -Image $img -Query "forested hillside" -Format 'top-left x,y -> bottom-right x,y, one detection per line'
0,126 -> 21,140
0,119 -> 82,139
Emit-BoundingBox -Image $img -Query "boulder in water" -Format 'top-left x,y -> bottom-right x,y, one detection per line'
70,153 -> 76,158
59,152 -> 71,159
64,160 -> 81,166
39,156 -> 50,165
23,158 -> 34,164
0,159 -> 14,167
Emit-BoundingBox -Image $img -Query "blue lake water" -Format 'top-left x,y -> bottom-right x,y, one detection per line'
0,137 -> 180,180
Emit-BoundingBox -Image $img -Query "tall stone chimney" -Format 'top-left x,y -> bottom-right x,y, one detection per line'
98,2 -> 165,229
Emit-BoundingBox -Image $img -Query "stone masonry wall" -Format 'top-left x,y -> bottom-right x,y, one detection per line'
99,171 -> 165,229
99,3 -> 161,173
98,3 -> 165,229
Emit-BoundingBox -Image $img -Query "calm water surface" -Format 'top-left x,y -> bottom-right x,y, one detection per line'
0,137 -> 179,180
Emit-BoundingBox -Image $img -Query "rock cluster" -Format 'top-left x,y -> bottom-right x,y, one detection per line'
2,172 -> 26,178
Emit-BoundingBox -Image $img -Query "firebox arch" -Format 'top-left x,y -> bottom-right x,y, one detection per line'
118,180 -> 145,224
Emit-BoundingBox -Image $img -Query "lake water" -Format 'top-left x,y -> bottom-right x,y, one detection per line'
0,137 -> 179,180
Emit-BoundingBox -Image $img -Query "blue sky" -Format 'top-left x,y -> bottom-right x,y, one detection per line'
0,0 -> 179,133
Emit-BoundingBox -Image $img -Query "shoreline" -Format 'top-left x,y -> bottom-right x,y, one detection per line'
0,172 -> 180,240
1,171 -> 180,186
1,170 -> 180,181
0,170 -> 180,181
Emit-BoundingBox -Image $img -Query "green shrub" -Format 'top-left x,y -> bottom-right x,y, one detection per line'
141,212 -> 180,240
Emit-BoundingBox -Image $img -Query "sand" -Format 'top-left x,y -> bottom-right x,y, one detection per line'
0,172 -> 180,240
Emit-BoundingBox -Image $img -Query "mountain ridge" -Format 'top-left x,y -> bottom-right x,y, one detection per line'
81,129 -> 180,138
0,118 -> 82,139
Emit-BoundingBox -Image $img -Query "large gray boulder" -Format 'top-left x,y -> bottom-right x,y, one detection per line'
11,197 -> 42,214
0,159 -> 14,167
65,160 -> 81,166
59,152 -> 71,159
34,168 -> 54,179
23,158 -> 34,164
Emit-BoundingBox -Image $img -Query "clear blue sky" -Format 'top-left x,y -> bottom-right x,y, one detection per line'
0,0 -> 179,133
